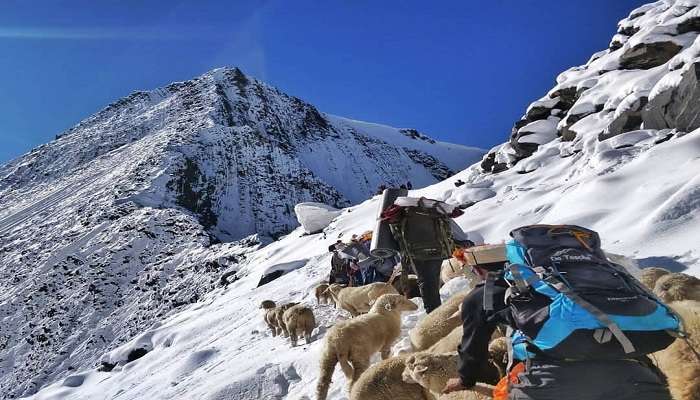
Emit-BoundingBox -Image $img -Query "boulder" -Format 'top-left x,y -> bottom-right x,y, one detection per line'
643,62 -> 700,132
510,118 -> 558,158
619,41 -> 682,70
600,96 -> 648,140
293,202 -> 342,234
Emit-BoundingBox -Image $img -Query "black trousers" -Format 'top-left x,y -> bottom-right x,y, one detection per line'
509,359 -> 671,400
411,258 -> 442,313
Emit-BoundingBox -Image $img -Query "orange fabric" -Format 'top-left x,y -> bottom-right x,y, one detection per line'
452,246 -> 465,261
493,362 -> 526,400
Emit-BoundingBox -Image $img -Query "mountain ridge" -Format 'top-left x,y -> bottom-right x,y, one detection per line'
0,66 -> 482,397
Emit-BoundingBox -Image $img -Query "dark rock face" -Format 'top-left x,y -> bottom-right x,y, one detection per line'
600,97 -> 648,140
480,152 -> 496,173
619,41 -> 682,70
403,149 -> 454,181
643,62 -> 700,132
126,348 -> 149,363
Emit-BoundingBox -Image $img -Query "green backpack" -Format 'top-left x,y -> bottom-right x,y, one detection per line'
386,198 -> 456,262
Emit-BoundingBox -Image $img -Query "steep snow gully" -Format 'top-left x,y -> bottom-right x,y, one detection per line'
2,0 -> 700,399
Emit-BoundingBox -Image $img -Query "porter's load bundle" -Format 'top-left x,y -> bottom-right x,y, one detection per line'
462,243 -> 507,268
370,188 -> 407,258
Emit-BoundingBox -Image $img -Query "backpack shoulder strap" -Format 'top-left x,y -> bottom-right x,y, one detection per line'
483,271 -> 497,311
544,275 -> 636,354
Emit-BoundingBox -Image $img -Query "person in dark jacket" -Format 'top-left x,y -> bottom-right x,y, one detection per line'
442,264 -> 672,400
328,243 -> 350,285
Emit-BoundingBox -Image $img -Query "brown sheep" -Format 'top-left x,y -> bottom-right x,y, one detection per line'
392,274 -> 421,299
325,282 -> 398,317
653,300 -> 700,400
316,294 -> 419,400
273,302 -> 298,337
409,290 -> 469,351
283,304 -> 316,347
314,283 -> 333,305
653,272 -> 700,303
639,267 -> 671,290
402,352 -> 498,400
260,300 -> 278,337
349,355 -> 431,400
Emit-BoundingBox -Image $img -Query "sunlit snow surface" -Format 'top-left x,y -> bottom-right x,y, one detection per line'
28,126 -> 700,399
20,0 -> 700,398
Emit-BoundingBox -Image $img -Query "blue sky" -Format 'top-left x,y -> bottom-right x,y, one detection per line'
0,0 -> 647,163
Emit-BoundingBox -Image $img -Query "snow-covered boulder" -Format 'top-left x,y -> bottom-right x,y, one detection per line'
294,202 -> 342,234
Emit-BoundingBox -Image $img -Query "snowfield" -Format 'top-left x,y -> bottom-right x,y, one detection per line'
28,125 -> 700,400
4,0 -> 700,399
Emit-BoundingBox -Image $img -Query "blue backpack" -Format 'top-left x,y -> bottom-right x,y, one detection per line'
495,225 -> 681,361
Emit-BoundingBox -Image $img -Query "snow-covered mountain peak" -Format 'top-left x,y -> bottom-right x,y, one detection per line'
0,67 -> 482,397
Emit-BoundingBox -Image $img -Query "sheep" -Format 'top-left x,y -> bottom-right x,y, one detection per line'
652,300 -> 700,400
316,294 -> 419,400
325,282 -> 399,317
392,274 -> 421,299
283,304 -> 316,347
273,302 -> 298,337
349,355 -> 431,400
653,272 -> 700,303
315,283 -> 333,305
639,267 -> 671,290
440,257 -> 479,287
348,330 -> 507,400
487,336 -> 508,377
260,300 -> 279,337
402,352 -> 498,400
409,290 -> 470,351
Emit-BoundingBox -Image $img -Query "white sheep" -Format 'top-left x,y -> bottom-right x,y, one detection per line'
402,352 -> 497,400
440,257 -> 479,287
639,267 -> 671,290
349,355 -> 431,400
283,304 -> 316,347
316,294 -> 418,400
653,300 -> 700,400
325,282 -> 398,317
409,290 -> 469,351
653,272 -> 700,303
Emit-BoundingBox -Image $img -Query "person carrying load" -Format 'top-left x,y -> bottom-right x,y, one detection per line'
380,196 -> 470,313
443,224 -> 681,399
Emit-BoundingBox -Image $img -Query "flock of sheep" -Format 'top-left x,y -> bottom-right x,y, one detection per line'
260,261 -> 700,400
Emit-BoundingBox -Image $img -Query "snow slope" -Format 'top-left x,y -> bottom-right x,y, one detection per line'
0,68 -> 483,398
28,126 -> 700,400
13,1 -> 700,399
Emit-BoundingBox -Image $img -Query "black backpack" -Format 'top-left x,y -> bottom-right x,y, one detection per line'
383,198 -> 456,262
495,225 -> 681,361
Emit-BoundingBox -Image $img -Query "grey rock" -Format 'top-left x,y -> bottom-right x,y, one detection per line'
643,62 -> 700,132
619,41 -> 682,70
600,97 -> 648,141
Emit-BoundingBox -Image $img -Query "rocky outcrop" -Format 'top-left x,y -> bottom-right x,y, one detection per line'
619,41 -> 683,70
643,62 -> 700,132
601,96 -> 648,140
480,1 -> 700,173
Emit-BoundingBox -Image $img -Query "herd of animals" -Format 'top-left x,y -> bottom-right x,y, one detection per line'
260,260 -> 700,400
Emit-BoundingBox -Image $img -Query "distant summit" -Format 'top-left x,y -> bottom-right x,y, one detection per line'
0,66 -> 482,397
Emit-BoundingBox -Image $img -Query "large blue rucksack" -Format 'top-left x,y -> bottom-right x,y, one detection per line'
497,225 -> 681,361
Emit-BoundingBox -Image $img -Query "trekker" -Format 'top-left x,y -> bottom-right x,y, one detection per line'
443,226 -> 676,399
327,242 -> 350,285
382,197 -> 470,313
